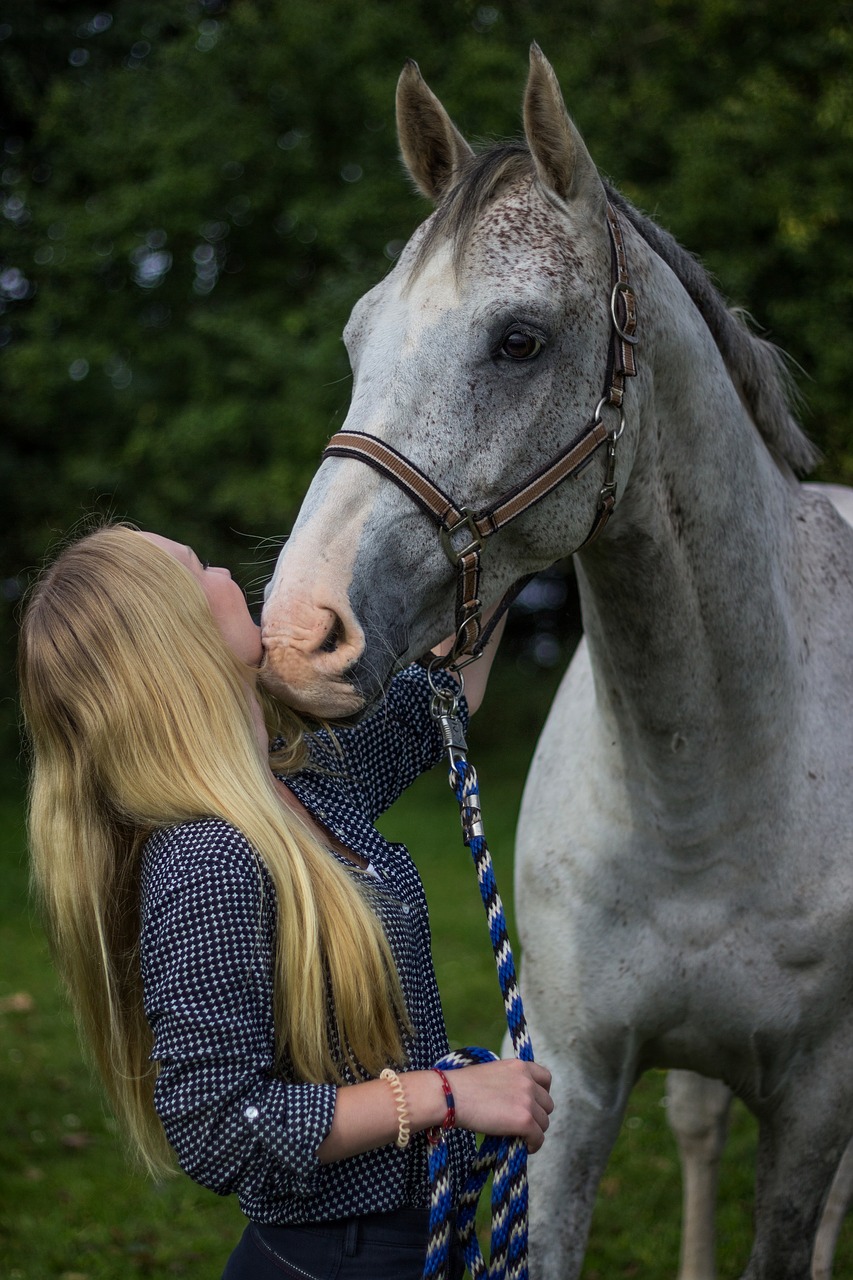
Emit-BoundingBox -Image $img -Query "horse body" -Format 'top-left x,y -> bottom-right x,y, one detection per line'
519,475 -> 853,1274
263,48 -> 853,1278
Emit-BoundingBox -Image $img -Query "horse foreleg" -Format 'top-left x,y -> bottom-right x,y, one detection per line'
525,1023 -> 636,1280
666,1069 -> 733,1280
812,1136 -> 853,1280
527,1077 -> 627,1280
745,1073 -> 853,1280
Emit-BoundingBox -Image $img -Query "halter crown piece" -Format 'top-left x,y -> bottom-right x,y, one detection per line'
322,203 -> 639,667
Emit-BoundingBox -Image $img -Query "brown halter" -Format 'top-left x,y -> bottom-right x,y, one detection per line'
322,203 -> 638,667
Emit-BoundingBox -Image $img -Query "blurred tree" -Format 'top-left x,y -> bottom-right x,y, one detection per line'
1,0 -> 851,751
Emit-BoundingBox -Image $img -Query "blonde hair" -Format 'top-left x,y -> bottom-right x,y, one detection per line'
18,524 -> 408,1176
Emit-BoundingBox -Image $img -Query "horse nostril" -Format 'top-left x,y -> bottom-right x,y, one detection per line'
319,615 -> 342,654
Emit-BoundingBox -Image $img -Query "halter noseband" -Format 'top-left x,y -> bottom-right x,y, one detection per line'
322,202 -> 638,667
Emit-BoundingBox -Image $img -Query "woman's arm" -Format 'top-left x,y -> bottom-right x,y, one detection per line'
142,823 -> 339,1196
318,1057 -> 553,1163
298,601 -> 506,818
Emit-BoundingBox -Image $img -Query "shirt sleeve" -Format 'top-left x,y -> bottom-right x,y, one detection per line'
140,821 -> 337,1200
307,663 -> 470,820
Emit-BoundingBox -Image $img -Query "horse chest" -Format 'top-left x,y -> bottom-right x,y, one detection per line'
516,649 -> 853,1057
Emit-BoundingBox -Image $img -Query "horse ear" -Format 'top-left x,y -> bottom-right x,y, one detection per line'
523,44 -> 604,212
396,60 -> 474,202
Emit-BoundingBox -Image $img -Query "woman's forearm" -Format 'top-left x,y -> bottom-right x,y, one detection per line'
317,1058 -> 553,1164
317,1069 -> 446,1163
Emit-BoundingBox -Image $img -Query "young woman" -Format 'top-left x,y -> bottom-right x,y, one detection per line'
18,524 -> 552,1279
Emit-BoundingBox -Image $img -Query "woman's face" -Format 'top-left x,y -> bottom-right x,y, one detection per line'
138,532 -> 263,668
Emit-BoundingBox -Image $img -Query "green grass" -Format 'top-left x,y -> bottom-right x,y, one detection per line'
2,667 -> 852,1277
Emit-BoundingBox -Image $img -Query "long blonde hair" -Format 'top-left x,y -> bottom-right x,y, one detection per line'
18,525 -> 408,1176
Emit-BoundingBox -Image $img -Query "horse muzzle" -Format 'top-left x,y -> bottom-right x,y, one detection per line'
260,592 -> 369,718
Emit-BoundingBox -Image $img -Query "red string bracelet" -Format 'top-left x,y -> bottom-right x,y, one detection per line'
426,1068 -> 456,1145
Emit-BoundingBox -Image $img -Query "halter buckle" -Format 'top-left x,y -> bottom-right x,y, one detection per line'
601,435 -> 618,495
440,508 -> 484,566
611,281 -> 639,344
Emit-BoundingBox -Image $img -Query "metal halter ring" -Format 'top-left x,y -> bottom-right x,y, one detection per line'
594,396 -> 626,441
427,652 -> 466,698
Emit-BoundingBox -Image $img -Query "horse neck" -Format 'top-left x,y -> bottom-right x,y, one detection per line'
574,290 -> 802,826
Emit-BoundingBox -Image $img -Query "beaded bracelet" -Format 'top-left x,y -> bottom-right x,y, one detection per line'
426,1067 -> 456,1146
380,1067 -> 411,1149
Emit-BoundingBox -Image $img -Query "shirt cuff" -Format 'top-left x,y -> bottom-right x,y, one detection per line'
243,1080 -> 338,1195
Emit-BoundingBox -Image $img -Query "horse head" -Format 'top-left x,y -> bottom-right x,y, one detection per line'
262,46 -> 640,716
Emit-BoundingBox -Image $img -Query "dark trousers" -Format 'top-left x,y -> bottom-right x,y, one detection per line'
221,1206 -> 465,1279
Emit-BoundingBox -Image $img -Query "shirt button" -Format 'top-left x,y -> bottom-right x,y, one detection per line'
401,903 -> 410,915
245,1106 -> 259,1122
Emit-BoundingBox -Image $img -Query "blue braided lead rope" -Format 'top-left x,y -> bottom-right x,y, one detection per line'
451,760 -> 533,1065
421,695 -> 534,1280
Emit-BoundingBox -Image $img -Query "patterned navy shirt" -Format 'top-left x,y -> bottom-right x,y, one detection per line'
139,664 -> 475,1225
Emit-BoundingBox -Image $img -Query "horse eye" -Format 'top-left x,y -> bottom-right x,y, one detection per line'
500,330 -> 542,361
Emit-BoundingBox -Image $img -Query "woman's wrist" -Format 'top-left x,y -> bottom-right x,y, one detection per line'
393,1068 -> 451,1135
426,1068 -> 456,1144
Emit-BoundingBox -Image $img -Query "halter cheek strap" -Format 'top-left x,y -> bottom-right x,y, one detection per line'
322,203 -> 638,666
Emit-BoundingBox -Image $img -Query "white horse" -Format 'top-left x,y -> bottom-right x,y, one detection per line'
262,47 -> 853,1280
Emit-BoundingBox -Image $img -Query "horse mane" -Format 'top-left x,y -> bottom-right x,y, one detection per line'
602,182 -> 818,476
412,143 -> 818,477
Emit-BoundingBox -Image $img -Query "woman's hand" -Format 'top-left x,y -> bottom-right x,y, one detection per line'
450,1058 -> 553,1153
